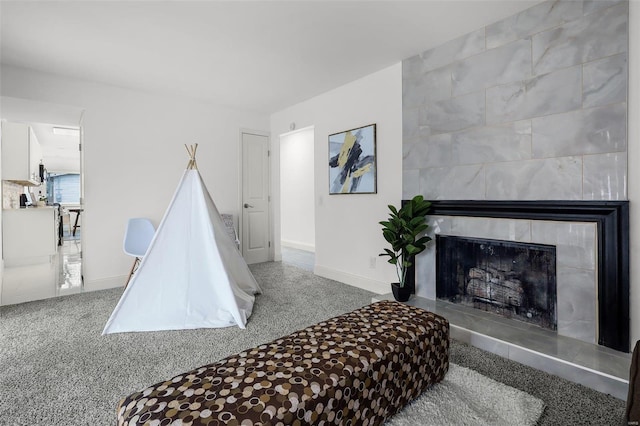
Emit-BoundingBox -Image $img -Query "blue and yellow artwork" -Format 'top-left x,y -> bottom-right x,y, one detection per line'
328,123 -> 376,194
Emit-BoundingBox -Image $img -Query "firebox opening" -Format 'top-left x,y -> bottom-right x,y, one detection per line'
436,235 -> 557,331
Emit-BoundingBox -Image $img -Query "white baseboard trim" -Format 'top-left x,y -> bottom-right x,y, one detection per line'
84,275 -> 126,292
0,259 -> 3,306
4,256 -> 52,267
314,265 -> 388,295
281,240 -> 315,252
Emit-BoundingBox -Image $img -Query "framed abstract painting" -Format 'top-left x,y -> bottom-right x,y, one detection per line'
328,123 -> 377,194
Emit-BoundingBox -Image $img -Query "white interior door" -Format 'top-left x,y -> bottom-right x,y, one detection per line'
241,131 -> 270,264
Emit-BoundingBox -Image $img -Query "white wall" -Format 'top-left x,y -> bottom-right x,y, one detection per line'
1,65 -> 269,291
279,127 -> 315,252
271,64 -> 402,294
628,0 -> 639,346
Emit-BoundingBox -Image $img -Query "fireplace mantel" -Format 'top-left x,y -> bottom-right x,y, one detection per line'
421,200 -> 630,352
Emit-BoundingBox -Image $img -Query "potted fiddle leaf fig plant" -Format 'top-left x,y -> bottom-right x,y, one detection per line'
379,195 -> 432,302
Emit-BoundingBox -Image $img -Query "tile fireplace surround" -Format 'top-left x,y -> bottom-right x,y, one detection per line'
419,200 -> 630,352
381,200 -> 630,399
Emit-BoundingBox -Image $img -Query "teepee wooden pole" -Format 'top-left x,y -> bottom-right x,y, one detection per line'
185,143 -> 199,170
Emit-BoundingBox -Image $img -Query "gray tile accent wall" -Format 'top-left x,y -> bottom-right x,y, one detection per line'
531,103 -> 627,157
403,0 -> 628,202
403,28 -> 485,78
485,0 -> 583,49
486,66 -> 583,125
421,91 -> 485,134
452,39 -> 532,97
583,53 -> 628,108
532,2 -> 628,75
484,156 -> 583,200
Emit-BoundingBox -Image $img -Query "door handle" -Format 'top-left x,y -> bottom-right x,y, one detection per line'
244,203 -> 254,208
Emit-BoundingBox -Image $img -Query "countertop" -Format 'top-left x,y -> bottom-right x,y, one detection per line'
3,206 -> 58,211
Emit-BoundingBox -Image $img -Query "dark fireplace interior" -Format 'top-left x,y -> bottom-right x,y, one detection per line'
437,235 -> 557,331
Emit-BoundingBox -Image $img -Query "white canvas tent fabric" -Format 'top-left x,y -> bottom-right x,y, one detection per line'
103,145 -> 261,334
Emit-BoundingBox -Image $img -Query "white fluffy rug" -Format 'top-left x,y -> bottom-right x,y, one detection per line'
386,363 -> 546,426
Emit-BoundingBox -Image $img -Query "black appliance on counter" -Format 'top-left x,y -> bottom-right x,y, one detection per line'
19,194 -> 28,208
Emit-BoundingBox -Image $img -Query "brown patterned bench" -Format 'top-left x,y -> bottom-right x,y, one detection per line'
116,300 -> 449,425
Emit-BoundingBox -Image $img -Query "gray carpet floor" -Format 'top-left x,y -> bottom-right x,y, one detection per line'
0,261 -> 625,425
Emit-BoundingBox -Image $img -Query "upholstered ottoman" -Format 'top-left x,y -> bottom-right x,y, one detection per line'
116,300 -> 450,425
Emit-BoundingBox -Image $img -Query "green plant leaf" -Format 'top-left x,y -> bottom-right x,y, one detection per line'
381,221 -> 398,232
379,248 -> 395,258
409,217 -> 425,227
383,230 -> 396,244
404,201 -> 413,217
415,236 -> 432,246
406,244 -> 420,254
412,222 -> 428,232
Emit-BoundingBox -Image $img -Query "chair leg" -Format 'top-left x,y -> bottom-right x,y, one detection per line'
72,211 -> 81,236
124,257 -> 141,288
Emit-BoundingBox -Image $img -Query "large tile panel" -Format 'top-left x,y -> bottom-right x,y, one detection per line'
415,28 -> 486,75
402,170 -> 420,200
421,91 -> 485,134
532,103 -> 626,158
556,267 -> 597,344
427,215 -> 453,236
486,0 -> 583,49
452,120 -> 532,165
452,39 -> 532,96
485,157 -> 583,200
583,0 -> 627,16
419,164 -> 485,200
486,66 -> 582,124
448,216 -> 531,242
531,221 -> 597,270
403,134 -> 452,169
403,66 -> 452,108
416,245 -> 436,300
532,2 -> 628,75
583,53 -> 627,108
402,107 -> 421,141
583,152 -> 627,200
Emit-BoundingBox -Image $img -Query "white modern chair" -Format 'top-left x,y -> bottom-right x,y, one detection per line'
221,213 -> 240,249
123,218 -> 155,287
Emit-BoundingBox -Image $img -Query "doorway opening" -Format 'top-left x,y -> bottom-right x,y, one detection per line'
279,126 -> 315,272
0,98 -> 85,306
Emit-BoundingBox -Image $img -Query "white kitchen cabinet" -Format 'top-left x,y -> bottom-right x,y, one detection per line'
3,207 -> 59,265
1,121 -> 43,186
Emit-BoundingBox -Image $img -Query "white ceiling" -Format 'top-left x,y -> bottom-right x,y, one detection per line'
0,96 -> 82,173
0,0 -> 540,115
30,123 -> 80,174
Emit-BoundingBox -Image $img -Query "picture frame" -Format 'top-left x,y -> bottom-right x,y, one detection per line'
328,123 -> 377,194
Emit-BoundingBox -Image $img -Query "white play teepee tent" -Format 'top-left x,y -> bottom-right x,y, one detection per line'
103,144 -> 261,334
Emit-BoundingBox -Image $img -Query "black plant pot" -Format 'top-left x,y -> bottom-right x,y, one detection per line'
405,259 -> 416,295
391,282 -> 411,302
